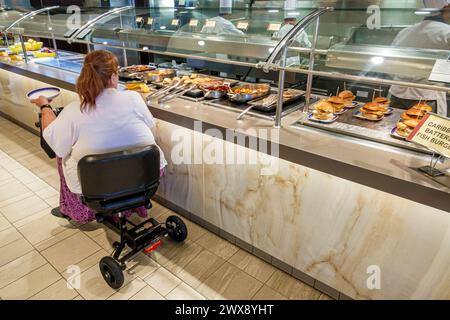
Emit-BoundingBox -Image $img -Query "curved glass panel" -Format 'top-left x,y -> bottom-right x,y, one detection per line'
287,4 -> 450,154
86,2 -> 315,63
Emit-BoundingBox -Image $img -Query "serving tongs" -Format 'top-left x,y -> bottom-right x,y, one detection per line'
236,104 -> 256,120
158,84 -> 196,103
146,80 -> 183,101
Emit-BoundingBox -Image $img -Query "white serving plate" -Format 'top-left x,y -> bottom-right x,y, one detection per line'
383,107 -> 394,115
307,113 -> 338,124
353,110 -> 384,121
390,127 -> 408,140
27,87 -> 61,101
344,101 -> 358,108
333,108 -> 347,115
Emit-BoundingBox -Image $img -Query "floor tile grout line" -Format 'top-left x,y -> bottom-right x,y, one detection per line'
164,279 -> 208,300
1,118 -> 317,301
26,271 -> 79,300
0,226 -> 24,249
10,224 -> 84,299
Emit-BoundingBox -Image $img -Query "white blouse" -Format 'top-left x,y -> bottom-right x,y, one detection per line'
43,88 -> 167,193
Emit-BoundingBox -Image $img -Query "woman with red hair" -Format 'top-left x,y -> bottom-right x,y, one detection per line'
31,50 -> 166,223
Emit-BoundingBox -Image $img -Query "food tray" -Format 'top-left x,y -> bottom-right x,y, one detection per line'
228,84 -> 270,103
390,127 -> 407,140
248,90 -> 304,112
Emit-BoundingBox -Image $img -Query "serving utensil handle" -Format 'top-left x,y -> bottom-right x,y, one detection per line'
236,104 -> 255,120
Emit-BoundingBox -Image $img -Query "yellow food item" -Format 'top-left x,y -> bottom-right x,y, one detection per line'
0,51 -> 8,57
9,40 -> 43,53
32,51 -> 56,58
139,84 -> 150,93
125,83 -> 149,93
9,55 -> 23,61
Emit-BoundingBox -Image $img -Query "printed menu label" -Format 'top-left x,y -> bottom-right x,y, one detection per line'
408,113 -> 450,158
171,19 -> 179,26
189,19 -> 199,27
267,23 -> 281,32
429,59 -> 450,83
147,18 -> 153,25
205,20 -> 216,28
237,21 -> 249,30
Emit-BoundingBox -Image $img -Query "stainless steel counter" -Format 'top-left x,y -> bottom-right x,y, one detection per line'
0,58 -> 448,212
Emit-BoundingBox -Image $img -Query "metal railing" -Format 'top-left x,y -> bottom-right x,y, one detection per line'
67,5 -> 133,44
258,7 -> 334,128
2,6 -> 59,63
2,6 -> 59,33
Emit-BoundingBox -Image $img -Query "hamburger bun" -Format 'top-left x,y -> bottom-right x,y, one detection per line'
360,102 -> 384,119
412,103 -> 432,112
396,119 -> 419,137
328,96 -> 345,105
403,119 -> 420,128
315,100 -> 334,113
401,108 -> 425,120
374,96 -> 389,104
406,108 -> 424,116
312,110 -> 333,120
363,113 -> 382,120
327,96 -> 345,112
396,121 -> 408,131
338,90 -> 355,100
362,102 -> 382,111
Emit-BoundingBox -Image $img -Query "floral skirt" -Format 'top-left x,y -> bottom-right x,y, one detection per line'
56,157 -> 149,224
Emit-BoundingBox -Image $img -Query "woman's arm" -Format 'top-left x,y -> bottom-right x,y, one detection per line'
31,96 -> 56,131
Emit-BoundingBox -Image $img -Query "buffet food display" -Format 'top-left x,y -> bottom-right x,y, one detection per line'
393,103 -> 433,139
303,87 -> 438,151
9,39 -> 43,53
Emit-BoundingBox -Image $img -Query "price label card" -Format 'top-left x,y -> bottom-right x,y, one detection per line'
179,0 -> 186,5
147,17 -> 153,25
136,17 -> 143,24
408,113 -> 450,158
237,21 -> 249,30
171,19 -> 179,26
205,20 -> 216,28
267,23 -> 281,32
189,19 -> 199,27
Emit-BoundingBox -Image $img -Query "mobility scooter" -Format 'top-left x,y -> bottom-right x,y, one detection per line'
37,113 -> 188,289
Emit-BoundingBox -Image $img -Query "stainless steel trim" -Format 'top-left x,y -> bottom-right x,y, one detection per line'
274,46 -> 287,128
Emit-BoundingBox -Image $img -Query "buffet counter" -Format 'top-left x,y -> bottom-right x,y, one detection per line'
1,59 -> 450,300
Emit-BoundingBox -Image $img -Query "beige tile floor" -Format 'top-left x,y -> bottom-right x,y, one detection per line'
0,116 -> 332,300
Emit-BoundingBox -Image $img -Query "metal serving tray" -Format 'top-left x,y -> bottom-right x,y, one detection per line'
248,89 -> 305,112
298,98 -> 431,154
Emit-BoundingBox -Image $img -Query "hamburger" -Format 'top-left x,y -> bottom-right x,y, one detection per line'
396,119 -> 419,138
373,96 -> 390,108
412,103 -> 432,113
359,102 -> 384,120
327,96 -> 345,113
401,107 -> 425,121
338,90 -> 356,100
338,90 -> 356,107
313,100 -> 334,120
